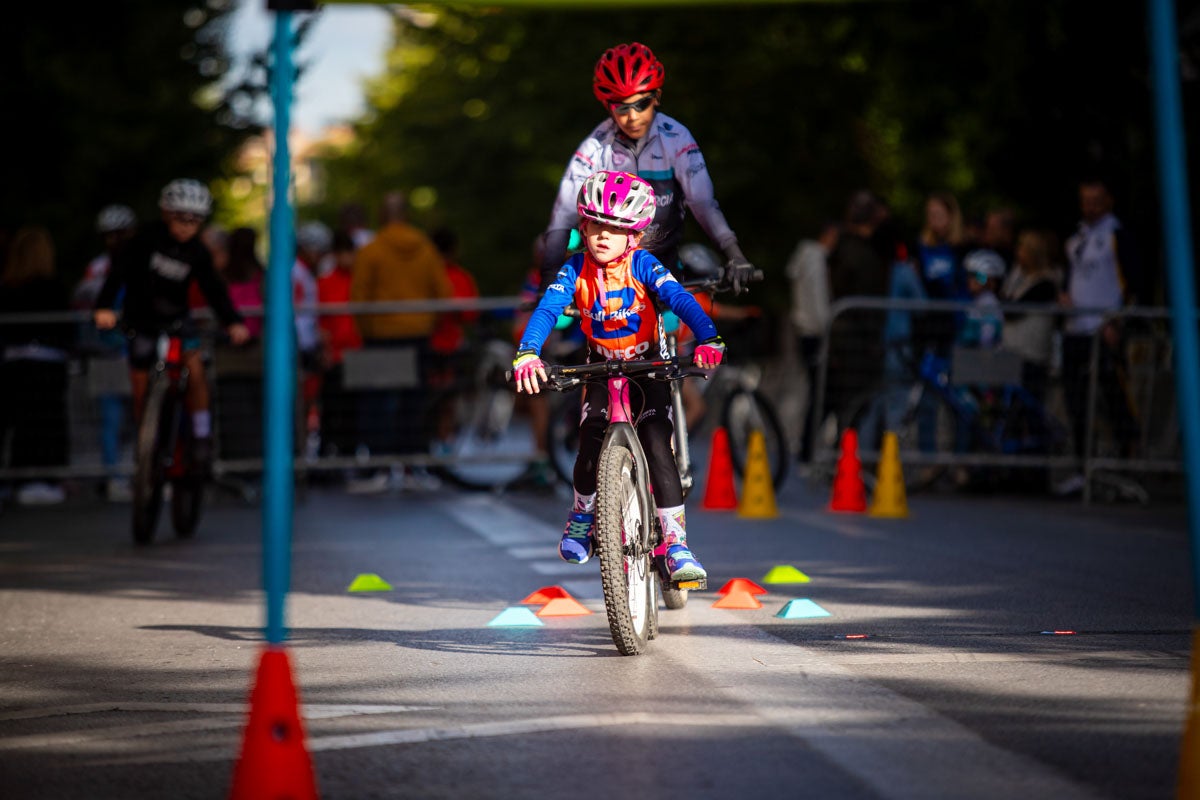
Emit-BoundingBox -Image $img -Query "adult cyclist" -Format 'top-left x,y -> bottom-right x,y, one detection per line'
537,42 -> 756,294
93,179 -> 251,473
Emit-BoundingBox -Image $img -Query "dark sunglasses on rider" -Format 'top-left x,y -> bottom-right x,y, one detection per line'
170,212 -> 205,226
610,93 -> 657,115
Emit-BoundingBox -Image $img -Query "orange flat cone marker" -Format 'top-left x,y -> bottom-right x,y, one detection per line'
868,431 -> 909,518
521,585 -> 572,605
229,646 -> 318,800
828,428 -> 867,513
712,590 -> 764,609
717,578 -> 768,596
701,427 -> 738,510
738,430 -> 779,519
535,596 -> 593,616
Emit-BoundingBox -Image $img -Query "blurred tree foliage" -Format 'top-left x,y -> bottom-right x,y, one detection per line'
308,0 -> 1197,307
2,0 -> 263,279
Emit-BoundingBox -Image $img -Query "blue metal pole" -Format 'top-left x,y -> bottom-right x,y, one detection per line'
264,11 -> 297,646
1149,2 -> 1200,795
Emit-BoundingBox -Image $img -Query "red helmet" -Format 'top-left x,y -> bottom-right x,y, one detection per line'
592,42 -> 665,105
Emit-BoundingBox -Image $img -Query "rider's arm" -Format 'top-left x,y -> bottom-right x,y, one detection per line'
669,120 -> 739,259
191,245 -> 244,327
635,252 -> 718,343
518,259 -> 580,355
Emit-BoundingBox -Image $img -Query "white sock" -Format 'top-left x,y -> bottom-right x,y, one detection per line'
192,410 -> 212,439
572,490 -> 596,514
657,504 -> 687,547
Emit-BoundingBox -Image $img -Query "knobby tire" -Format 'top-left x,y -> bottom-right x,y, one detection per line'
132,379 -> 170,545
595,443 -> 654,656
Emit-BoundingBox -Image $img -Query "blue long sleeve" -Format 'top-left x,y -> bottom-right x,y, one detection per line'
517,257 -> 580,355
633,251 -> 719,342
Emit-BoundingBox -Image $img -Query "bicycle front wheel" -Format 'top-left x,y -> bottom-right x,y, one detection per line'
132,379 -> 170,545
595,442 -> 655,656
722,388 -> 789,491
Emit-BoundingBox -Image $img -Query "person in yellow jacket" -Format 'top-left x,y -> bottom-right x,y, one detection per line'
346,190 -> 453,492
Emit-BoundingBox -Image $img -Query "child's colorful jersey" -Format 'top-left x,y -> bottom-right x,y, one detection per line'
518,248 -> 717,360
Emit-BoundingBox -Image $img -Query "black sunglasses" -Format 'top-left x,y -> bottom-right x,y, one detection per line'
610,94 -> 656,115
170,212 -> 205,226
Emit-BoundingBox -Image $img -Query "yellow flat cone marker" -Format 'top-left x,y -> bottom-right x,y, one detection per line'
737,429 -> 778,519
868,430 -> 909,518
762,565 -> 811,584
348,573 -> 393,592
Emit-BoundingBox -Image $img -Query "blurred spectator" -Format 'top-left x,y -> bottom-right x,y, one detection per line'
295,221 -> 331,453
785,219 -> 837,462
317,231 -> 363,459
958,249 -> 1006,349
338,201 -> 375,250
982,206 -> 1017,271
0,227 -> 72,505
1000,229 -> 1061,404
74,205 -> 138,501
427,226 -> 480,447
223,227 -> 265,340
1055,175 -> 1143,493
348,190 -> 452,492
826,190 -> 888,431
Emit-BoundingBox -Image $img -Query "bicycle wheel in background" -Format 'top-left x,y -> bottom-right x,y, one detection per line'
132,379 -> 170,545
722,388 -> 789,491
547,386 -> 581,488
432,343 -> 539,491
595,442 -> 655,656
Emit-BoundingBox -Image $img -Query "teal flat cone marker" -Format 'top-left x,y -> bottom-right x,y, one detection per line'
348,573 -> 393,592
488,607 -> 545,627
776,599 -> 832,619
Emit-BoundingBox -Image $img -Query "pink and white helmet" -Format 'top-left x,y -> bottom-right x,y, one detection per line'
576,170 -> 656,231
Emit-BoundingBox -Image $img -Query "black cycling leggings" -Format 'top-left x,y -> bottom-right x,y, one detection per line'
572,374 -> 682,508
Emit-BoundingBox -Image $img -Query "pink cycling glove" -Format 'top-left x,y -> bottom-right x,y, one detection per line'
512,351 -> 548,394
694,336 -> 726,369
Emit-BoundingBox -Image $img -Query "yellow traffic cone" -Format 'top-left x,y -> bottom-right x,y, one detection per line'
868,431 -> 909,518
738,429 -> 778,519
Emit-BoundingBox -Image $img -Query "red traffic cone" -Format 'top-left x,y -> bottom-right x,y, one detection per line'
828,428 -> 867,514
229,646 -> 318,800
701,427 -> 738,510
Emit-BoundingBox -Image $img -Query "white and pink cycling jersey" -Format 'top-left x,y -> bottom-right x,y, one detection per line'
539,112 -> 740,289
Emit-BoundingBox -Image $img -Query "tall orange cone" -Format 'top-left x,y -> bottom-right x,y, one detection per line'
229,646 -> 318,800
868,431 -> 909,518
701,427 -> 738,510
828,428 -> 867,513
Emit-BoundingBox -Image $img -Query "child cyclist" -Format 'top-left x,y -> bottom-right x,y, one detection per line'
93,179 -> 251,473
513,170 -> 725,582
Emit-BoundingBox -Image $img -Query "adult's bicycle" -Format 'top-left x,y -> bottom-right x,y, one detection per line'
131,322 -> 208,544
529,356 -> 710,655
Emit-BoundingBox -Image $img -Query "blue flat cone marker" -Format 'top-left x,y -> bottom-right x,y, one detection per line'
487,607 -> 544,627
348,573 -> 393,592
762,565 -> 811,584
776,599 -> 831,619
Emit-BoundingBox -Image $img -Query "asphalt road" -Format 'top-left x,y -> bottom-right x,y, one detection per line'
0,470 -> 1191,800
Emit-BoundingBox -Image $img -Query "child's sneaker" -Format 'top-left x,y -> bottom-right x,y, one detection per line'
665,544 -> 706,581
559,512 -> 595,564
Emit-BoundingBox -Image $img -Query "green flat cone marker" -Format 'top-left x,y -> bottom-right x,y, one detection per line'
776,599 -> 831,619
762,565 -> 811,584
348,573 -> 393,592
487,607 -> 545,627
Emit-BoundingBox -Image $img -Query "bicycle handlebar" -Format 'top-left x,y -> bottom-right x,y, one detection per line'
506,355 -> 712,392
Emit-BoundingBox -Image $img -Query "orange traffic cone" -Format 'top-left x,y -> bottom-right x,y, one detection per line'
712,590 -> 764,609
536,596 -> 593,616
230,646 -> 318,800
701,427 -> 738,510
828,428 -> 867,514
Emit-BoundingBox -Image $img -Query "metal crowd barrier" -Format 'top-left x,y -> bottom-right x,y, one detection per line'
805,296 -> 1188,503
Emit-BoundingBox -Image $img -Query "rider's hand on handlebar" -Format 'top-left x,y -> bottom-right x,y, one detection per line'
512,350 -> 548,394
94,309 -> 118,331
227,323 -> 252,347
694,336 -> 726,369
